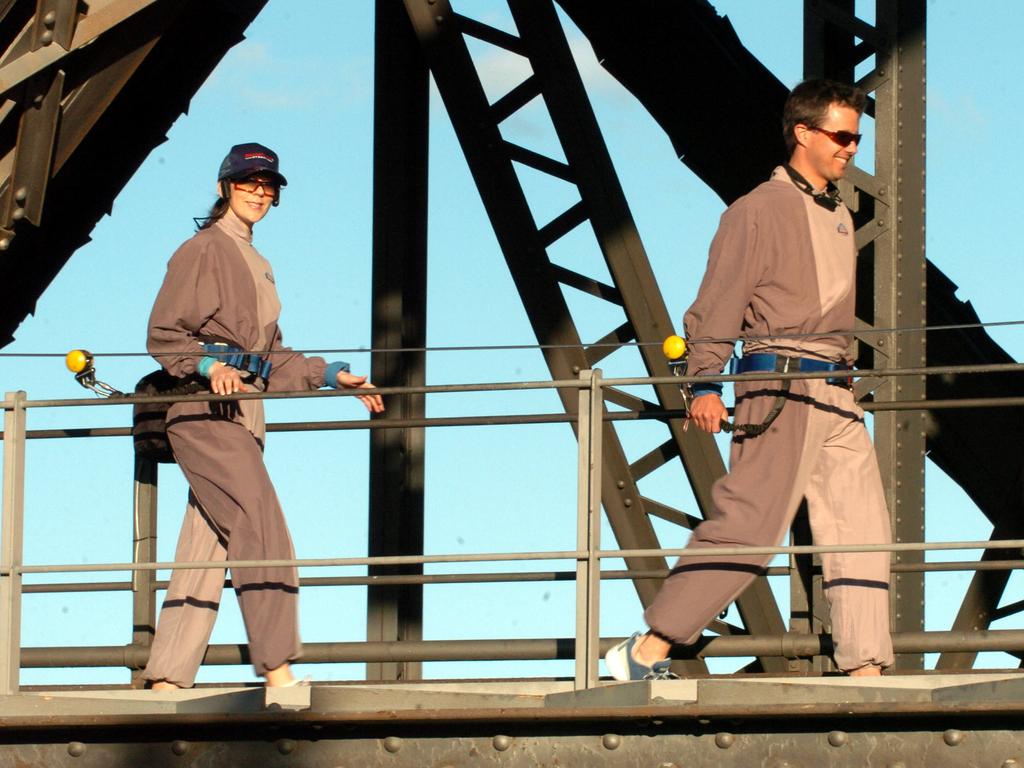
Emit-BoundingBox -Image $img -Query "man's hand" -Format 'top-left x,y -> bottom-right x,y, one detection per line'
336,371 -> 385,413
209,362 -> 245,395
689,393 -> 728,433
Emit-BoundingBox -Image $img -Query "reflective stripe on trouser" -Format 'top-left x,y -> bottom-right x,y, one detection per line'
144,407 -> 301,683
643,378 -> 894,672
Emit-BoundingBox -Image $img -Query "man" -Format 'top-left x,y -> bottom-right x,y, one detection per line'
605,79 -> 894,680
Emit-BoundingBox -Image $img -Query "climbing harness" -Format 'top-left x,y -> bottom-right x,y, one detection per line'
199,341 -> 272,382
663,336 -> 851,436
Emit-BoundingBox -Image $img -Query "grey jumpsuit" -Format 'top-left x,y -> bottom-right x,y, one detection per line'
644,167 -> 894,672
142,211 -> 333,686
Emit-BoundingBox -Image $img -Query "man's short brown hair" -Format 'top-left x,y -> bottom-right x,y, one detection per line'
783,79 -> 867,155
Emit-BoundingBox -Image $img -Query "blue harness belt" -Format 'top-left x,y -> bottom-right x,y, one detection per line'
733,353 -> 851,388
200,342 -> 272,381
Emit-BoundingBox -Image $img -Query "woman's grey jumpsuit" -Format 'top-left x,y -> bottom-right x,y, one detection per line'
141,211 -> 341,686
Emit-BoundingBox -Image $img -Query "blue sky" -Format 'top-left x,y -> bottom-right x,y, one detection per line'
1,2 -> 1021,685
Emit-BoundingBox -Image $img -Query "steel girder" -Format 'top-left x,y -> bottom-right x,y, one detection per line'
804,0 -> 928,669
1,704 -> 1024,767
0,0 -> 268,347
402,0 -> 791,674
367,0 -> 430,683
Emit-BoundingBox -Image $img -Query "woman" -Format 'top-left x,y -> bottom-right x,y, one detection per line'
142,142 -> 383,690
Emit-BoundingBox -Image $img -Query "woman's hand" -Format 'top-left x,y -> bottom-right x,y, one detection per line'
209,362 -> 245,395
336,371 -> 385,413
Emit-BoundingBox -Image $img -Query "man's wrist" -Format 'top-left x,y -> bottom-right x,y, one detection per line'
690,382 -> 723,398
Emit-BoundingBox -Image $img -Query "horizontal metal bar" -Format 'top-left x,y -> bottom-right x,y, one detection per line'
21,628 -> 1024,668
5,391 -> 1024,443
22,559 -> 1024,597
6,539 -> 1023,578
11,360 -> 1023,412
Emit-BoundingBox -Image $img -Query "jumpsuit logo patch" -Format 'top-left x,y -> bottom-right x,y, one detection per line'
837,222 -> 849,236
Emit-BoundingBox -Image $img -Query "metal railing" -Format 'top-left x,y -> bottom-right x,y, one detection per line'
3,362 -> 1024,693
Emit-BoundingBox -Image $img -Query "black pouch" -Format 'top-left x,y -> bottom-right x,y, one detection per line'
131,370 -> 205,463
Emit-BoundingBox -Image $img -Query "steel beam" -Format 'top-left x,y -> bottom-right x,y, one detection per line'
366,0 -> 429,682
804,0 -> 928,670
2,721 -> 1024,768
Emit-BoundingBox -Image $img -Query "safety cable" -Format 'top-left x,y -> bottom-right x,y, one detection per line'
0,318 -> 1022,360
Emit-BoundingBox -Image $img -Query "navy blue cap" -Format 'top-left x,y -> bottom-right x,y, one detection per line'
217,142 -> 287,186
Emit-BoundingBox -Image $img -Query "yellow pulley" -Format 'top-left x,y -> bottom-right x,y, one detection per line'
65,349 -> 93,374
662,334 -> 687,361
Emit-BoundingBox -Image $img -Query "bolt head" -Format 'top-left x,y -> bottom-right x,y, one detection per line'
828,730 -> 848,747
601,733 -> 621,750
492,735 -> 511,751
943,729 -> 965,746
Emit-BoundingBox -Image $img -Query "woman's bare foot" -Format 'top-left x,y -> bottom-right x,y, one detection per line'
149,680 -> 182,691
264,662 -> 296,687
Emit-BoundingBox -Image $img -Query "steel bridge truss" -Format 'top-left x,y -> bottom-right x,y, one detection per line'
401,0 -> 796,676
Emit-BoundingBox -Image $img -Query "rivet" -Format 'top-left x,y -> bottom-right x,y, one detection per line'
492,735 -> 511,751
277,739 -> 296,755
171,741 -> 189,756
616,480 -> 625,489
877,186 -> 887,196
601,733 -> 621,750
877,219 -> 885,227
14,187 -> 27,203
878,68 -> 886,77
67,742 -> 86,757
12,208 -> 25,221
572,366 -> 580,374
623,498 -> 632,507
1002,760 -> 1021,768
43,10 -> 57,25
435,15 -> 444,24
714,732 -> 734,748
943,729 -> 965,746
828,730 -> 848,747
383,736 -> 403,753
0,237 -> 11,250
40,29 -> 53,44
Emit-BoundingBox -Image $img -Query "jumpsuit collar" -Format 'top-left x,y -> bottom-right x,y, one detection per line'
216,208 -> 255,244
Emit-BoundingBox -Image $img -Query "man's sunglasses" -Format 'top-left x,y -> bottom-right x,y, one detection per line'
810,126 -> 862,147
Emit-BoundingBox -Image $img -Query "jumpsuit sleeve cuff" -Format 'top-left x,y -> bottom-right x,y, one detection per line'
197,356 -> 219,378
323,360 -> 352,389
690,381 -> 724,398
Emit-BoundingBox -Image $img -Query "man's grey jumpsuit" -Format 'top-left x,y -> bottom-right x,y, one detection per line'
142,213 -> 339,686
644,166 -> 895,672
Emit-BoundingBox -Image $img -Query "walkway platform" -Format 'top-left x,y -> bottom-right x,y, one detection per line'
2,673 -> 1023,766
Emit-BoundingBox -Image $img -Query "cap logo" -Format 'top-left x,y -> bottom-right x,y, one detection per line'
244,151 -> 274,163
836,222 -> 849,236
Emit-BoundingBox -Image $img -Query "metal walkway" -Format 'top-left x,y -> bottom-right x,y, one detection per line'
3,672 -> 1024,766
